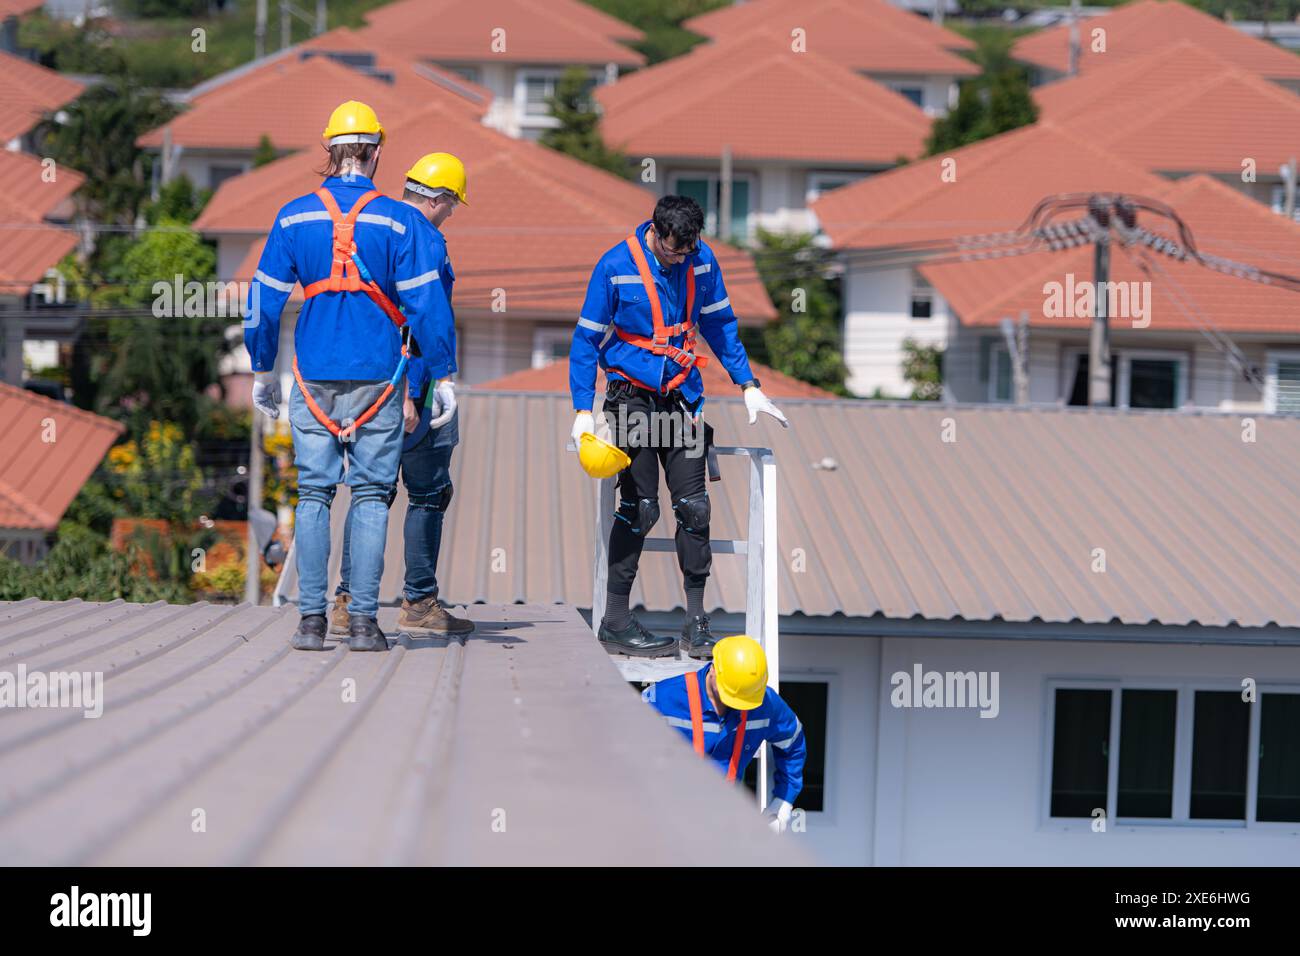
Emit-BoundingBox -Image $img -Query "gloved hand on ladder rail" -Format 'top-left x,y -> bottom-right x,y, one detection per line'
766,798 -> 794,834
252,371 -> 281,420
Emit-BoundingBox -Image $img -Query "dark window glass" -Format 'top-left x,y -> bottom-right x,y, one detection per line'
1190,691 -> 1250,820
1128,359 -> 1178,409
1118,689 -> 1176,818
1257,693 -> 1300,823
1051,688 -> 1111,817
744,681 -> 827,813
1067,353 -> 1118,407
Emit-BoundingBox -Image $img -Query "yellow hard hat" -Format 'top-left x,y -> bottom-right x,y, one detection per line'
712,636 -> 768,710
404,151 -> 470,205
322,100 -> 386,146
578,432 -> 630,479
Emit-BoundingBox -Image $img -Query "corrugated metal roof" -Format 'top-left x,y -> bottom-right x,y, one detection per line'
0,598 -> 803,865
0,383 -> 124,531
279,393 -> 1300,631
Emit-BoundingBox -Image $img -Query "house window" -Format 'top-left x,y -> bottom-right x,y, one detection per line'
209,165 -> 245,190
443,64 -> 481,85
1048,684 -> 1300,825
520,70 -> 595,117
1064,349 -> 1186,409
909,272 -> 933,319
1270,184 -> 1300,222
672,174 -> 752,240
989,346 -> 1013,403
1265,351 -> 1300,413
806,171 -> 865,204
531,325 -> 572,368
889,85 -> 925,107
743,679 -> 828,813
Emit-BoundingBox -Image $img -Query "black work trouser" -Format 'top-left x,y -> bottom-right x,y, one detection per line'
605,379 -> 713,596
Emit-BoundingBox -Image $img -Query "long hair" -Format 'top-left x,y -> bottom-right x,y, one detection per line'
315,142 -> 378,178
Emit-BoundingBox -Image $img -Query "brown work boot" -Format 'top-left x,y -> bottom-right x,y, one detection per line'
398,595 -> 474,635
329,592 -> 352,635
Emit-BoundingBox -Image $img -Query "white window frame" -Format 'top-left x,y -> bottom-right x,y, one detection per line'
669,170 -> 757,239
1270,183 -> 1300,222
531,325 -> 572,369
767,670 -> 837,827
909,270 -> 934,321
1041,678 -> 1300,832
805,170 -> 866,205
1264,349 -> 1300,413
1061,346 -> 1189,409
516,68 -> 600,121
885,83 -> 925,108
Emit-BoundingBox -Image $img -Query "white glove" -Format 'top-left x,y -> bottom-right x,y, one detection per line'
428,379 -> 457,429
766,798 -> 793,834
744,385 -> 788,428
571,411 -> 595,446
252,371 -> 281,420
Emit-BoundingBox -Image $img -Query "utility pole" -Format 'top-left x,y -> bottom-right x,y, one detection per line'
255,0 -> 267,60
933,0 -> 944,27
244,411 -> 264,606
1088,198 -> 1112,407
999,311 -> 1030,405
281,1 -> 292,51
719,144 -> 733,242
1068,0 -> 1081,77
316,0 -> 327,34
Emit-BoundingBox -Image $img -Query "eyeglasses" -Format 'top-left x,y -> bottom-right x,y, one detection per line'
655,229 -> 698,257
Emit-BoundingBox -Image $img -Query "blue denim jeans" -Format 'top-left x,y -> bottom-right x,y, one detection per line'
290,378 -> 403,620
339,428 -> 453,604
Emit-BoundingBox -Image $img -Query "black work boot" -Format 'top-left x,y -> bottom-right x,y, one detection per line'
347,615 -> 389,652
597,615 -> 677,658
681,613 -> 718,660
291,613 -> 328,651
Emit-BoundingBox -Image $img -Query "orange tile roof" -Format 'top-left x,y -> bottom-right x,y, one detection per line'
0,382 -> 124,531
1036,41 -> 1300,175
0,149 -> 84,293
197,100 -> 777,321
811,121 -> 1174,249
0,1 -> 44,19
1013,0 -> 1300,81
919,174 -> 1300,334
685,0 -> 975,55
356,0 -> 644,66
475,347 -> 839,400
0,49 -> 84,143
137,55 -> 424,151
597,29 -> 933,163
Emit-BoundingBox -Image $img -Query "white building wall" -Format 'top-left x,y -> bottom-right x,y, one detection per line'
868,73 -> 958,117
842,266 -> 949,397
871,635 -> 1300,865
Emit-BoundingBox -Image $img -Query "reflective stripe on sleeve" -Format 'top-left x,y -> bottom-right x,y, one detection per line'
700,296 -> 731,315
254,270 -> 295,293
395,269 -> 439,291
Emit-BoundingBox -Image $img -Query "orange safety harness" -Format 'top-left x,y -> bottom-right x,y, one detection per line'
292,187 -> 409,441
684,669 -> 748,782
609,232 -> 709,394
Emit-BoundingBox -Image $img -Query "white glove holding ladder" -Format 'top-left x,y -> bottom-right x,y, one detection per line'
744,385 -> 788,428
766,798 -> 794,834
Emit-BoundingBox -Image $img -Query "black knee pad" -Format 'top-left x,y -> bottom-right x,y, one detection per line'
673,491 -> 710,533
408,483 -> 453,512
298,484 -> 337,507
352,481 -> 395,507
615,497 -> 659,537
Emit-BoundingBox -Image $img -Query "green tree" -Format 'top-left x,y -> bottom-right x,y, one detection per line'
252,134 -> 278,169
144,175 -> 213,226
901,339 -> 944,401
740,230 -> 849,394
925,25 -> 1038,156
582,0 -> 729,64
36,83 -> 176,227
541,67 -> 634,179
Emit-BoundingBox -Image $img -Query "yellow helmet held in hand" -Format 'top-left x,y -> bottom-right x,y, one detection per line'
404,151 -> 470,205
578,432 -> 630,479
323,100 -> 386,145
712,636 -> 768,710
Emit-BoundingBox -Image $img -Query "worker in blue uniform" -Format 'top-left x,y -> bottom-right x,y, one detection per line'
570,195 -> 789,660
246,101 -> 456,653
643,635 -> 805,832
